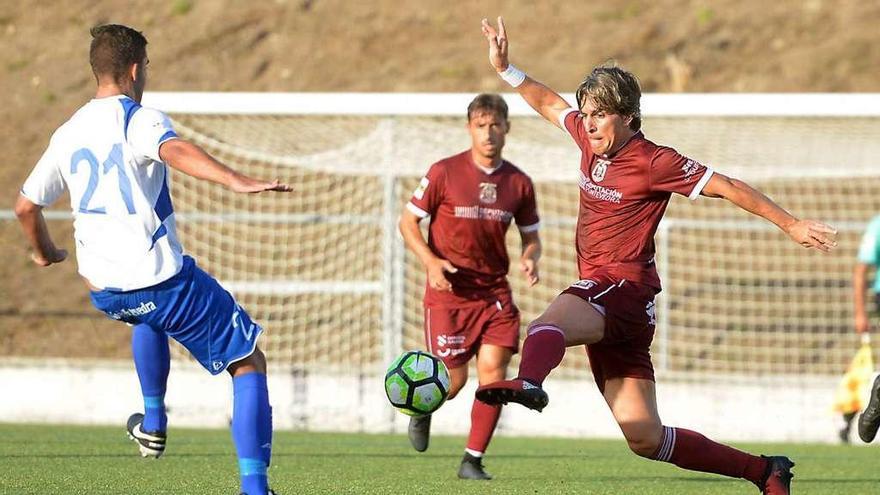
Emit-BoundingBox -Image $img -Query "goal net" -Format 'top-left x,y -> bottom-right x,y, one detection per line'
134,92 -> 880,437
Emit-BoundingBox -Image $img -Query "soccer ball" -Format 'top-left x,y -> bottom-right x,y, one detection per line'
384,350 -> 450,416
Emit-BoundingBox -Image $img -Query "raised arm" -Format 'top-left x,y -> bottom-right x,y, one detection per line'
481,17 -> 571,128
158,139 -> 291,193
701,172 -> 837,252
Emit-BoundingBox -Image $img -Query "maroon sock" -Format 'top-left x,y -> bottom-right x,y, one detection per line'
517,325 -> 566,385
652,426 -> 768,484
465,398 -> 502,454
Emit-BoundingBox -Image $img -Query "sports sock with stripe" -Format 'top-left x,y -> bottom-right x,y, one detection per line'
651,426 -> 768,484
131,323 -> 169,432
232,372 -> 272,495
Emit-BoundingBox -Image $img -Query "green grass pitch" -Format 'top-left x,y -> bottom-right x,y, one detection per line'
1,423 -> 878,494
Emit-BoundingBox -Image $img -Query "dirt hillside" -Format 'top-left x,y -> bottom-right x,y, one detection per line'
1,0 -> 878,357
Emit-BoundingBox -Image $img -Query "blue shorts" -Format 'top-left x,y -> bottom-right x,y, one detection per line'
90,256 -> 263,375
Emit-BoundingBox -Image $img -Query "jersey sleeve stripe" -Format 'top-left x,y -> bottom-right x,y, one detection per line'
406,202 -> 429,218
158,130 -> 178,145
557,108 -> 577,129
518,221 -> 541,233
687,168 -> 715,201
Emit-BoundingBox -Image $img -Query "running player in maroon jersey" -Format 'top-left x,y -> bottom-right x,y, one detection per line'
398,93 -> 542,480
475,17 -> 837,495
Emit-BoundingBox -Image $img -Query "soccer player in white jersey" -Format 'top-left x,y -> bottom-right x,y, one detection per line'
14,25 -> 287,495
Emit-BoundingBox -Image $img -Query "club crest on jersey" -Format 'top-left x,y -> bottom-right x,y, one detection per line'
592,158 -> 612,183
479,182 -> 497,204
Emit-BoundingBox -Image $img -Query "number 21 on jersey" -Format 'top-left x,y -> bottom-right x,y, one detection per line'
70,143 -> 136,215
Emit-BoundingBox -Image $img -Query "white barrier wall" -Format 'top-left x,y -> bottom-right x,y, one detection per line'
0,359 -> 868,444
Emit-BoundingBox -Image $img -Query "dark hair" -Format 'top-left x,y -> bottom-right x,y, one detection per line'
89,24 -> 148,83
467,93 -> 509,122
575,65 -> 642,131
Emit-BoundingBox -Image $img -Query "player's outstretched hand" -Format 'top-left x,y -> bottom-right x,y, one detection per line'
428,258 -> 457,292
481,16 -> 509,72
229,176 -> 292,194
786,219 -> 837,252
521,257 -> 539,287
31,248 -> 67,267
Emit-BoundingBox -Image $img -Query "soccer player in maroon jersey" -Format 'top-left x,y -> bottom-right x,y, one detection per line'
398,93 -> 542,480
475,17 -> 838,495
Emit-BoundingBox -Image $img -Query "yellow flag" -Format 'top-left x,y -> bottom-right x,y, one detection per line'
832,335 -> 874,414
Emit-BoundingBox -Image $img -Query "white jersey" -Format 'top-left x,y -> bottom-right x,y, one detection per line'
21,95 -> 183,291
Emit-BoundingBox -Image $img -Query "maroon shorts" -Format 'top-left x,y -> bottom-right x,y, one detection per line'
424,293 -> 520,369
562,274 -> 658,393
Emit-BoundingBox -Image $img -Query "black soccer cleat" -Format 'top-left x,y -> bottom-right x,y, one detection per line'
408,414 -> 431,452
858,375 -> 880,443
475,379 -> 549,412
126,413 -> 167,458
458,452 -> 492,480
756,455 -> 794,495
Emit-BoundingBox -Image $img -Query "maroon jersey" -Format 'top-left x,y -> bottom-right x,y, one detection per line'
407,150 -> 540,307
560,109 -> 714,290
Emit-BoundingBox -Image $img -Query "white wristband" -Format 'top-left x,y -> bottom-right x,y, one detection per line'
498,64 -> 526,88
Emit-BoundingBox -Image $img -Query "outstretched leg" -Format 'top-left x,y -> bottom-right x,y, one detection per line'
476,293 -> 603,409
604,376 -> 792,495
228,347 -> 273,495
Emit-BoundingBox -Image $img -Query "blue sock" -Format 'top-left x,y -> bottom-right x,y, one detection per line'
131,324 -> 170,432
232,372 -> 272,495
